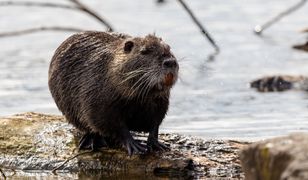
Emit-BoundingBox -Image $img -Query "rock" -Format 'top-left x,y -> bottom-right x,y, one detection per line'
293,28 -> 308,52
0,112 -> 247,179
240,133 -> 308,180
293,41 -> 308,52
301,28 -> 308,33
250,75 -> 308,92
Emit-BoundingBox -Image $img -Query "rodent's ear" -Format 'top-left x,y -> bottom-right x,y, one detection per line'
124,40 -> 134,53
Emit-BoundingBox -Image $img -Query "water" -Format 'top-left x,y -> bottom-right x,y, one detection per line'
0,0 -> 308,141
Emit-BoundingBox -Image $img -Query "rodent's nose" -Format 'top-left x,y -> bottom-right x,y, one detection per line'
163,59 -> 178,69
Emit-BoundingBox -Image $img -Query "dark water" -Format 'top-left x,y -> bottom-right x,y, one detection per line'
0,0 -> 308,141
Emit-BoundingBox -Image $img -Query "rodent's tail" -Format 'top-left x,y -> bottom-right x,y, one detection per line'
250,75 -> 307,92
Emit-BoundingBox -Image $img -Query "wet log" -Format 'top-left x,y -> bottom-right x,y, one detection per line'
240,133 -> 308,180
0,112 -> 247,179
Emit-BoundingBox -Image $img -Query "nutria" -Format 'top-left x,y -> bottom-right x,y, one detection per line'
48,31 -> 179,155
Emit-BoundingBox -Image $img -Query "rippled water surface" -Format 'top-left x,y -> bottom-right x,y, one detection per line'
1,0 -> 308,140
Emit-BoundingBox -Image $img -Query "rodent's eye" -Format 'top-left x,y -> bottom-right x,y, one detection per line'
140,47 -> 151,55
124,41 -> 134,53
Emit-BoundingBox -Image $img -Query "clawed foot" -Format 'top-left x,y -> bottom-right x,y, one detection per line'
147,140 -> 170,152
124,139 -> 147,156
78,133 -> 108,151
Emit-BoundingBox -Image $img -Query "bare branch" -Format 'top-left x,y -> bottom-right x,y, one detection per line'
254,0 -> 307,35
0,1 -> 78,10
52,150 -> 93,173
177,0 -> 219,53
0,0 -> 114,32
69,0 -> 113,31
0,27 -> 84,38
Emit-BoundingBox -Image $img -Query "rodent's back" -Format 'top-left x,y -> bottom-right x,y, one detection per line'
48,31 -> 123,129
49,31 -> 122,78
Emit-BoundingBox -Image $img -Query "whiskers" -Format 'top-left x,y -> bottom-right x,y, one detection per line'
119,68 -> 151,85
122,67 -> 163,103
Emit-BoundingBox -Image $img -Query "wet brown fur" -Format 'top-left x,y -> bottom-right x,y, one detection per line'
48,31 -> 178,153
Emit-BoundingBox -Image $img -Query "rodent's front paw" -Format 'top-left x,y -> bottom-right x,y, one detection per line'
147,140 -> 170,152
124,139 -> 147,156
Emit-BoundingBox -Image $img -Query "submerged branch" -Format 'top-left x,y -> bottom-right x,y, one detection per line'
254,0 -> 307,35
177,0 -> 220,53
0,27 -> 84,37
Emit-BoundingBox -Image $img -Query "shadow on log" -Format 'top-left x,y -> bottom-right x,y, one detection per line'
0,112 -> 247,179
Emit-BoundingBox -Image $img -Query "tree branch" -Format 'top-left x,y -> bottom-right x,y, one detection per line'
0,0 -> 114,33
0,1 -> 78,10
70,0 -> 113,31
254,0 -> 307,35
177,0 -> 219,53
0,27 -> 84,38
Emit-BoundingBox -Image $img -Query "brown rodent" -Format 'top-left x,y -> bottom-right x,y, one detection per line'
48,31 -> 179,155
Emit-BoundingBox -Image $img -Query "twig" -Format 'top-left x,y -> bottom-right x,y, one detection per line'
177,0 -> 219,53
70,0 -> 113,31
254,0 -> 307,35
0,1 -> 78,10
0,0 -> 114,32
51,150 -> 93,173
0,168 -> 6,179
156,0 -> 165,4
0,27 -> 84,37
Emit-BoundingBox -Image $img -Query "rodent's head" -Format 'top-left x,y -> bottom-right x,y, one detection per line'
111,34 -> 179,99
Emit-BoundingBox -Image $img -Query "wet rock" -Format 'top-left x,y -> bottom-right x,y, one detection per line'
250,75 -> 308,92
293,28 -> 308,52
301,28 -> 308,33
240,133 -> 308,180
293,41 -> 308,52
0,112 -> 248,179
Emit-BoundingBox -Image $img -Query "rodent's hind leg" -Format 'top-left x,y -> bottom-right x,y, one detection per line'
78,132 -> 108,151
147,126 -> 170,152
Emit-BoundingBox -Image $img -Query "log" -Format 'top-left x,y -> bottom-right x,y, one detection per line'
240,133 -> 308,180
0,112 -> 247,178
